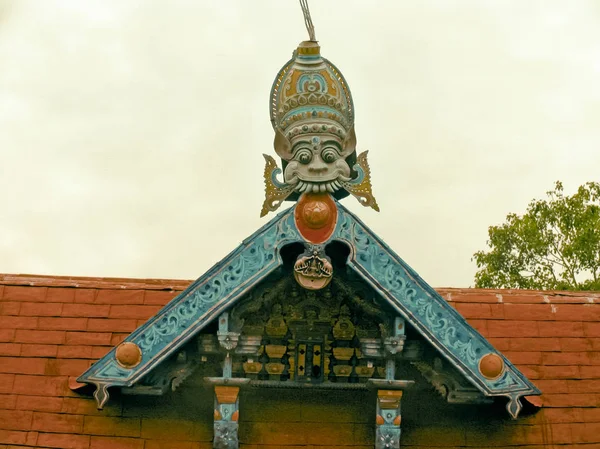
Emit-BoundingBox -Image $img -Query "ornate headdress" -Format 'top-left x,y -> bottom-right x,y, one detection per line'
261,1 -> 378,217
270,40 -> 354,143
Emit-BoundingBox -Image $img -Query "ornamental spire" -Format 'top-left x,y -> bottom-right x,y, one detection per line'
299,0 -> 316,41
260,1 -> 378,217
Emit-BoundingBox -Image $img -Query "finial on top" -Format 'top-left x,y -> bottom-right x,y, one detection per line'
260,0 -> 379,217
299,0 -> 316,41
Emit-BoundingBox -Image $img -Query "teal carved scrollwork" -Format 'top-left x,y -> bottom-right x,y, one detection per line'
78,199 -> 539,417
333,205 -> 540,399
78,208 -> 299,389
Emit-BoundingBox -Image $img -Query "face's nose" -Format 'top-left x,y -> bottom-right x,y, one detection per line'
308,154 -> 328,174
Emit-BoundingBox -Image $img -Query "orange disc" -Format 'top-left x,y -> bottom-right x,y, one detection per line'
479,353 -> 505,380
115,342 -> 142,369
294,192 -> 337,243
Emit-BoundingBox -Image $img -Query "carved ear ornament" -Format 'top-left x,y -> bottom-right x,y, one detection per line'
260,154 -> 296,217
341,151 -> 379,212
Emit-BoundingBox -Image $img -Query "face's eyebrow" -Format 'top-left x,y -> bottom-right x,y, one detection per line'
292,140 -> 312,151
322,140 -> 342,151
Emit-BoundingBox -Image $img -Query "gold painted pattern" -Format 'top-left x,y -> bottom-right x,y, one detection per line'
260,154 -> 295,217
342,151 -> 380,212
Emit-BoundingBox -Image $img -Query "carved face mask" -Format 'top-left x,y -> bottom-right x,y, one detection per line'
260,39 -> 379,217
274,125 -> 357,194
284,135 -> 352,194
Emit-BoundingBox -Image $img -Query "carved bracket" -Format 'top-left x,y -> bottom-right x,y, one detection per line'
375,390 -> 403,449
213,385 -> 241,449
121,350 -> 199,397
411,359 -> 492,405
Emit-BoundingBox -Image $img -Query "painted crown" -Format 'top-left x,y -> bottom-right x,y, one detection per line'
270,41 -> 354,141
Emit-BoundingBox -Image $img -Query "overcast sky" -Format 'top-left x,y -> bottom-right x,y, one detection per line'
0,0 -> 599,287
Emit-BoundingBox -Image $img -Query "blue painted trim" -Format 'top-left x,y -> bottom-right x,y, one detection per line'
78,201 -> 539,401
77,207 -> 299,386
333,204 -> 540,397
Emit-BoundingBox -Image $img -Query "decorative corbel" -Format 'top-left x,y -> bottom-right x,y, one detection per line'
213,385 -> 242,449
375,389 -> 403,449
206,311 -> 250,449
370,317 -> 410,449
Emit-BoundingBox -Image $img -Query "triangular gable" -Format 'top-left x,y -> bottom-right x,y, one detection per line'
334,207 -> 540,417
77,206 -> 300,407
78,202 -> 539,417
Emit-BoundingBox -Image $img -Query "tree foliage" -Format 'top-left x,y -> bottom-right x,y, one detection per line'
473,181 -> 600,291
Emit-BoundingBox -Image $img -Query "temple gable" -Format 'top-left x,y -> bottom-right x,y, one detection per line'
77,204 -> 539,448
76,4 -> 539,447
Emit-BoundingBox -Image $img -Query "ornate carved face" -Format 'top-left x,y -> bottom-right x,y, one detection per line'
260,40 -> 379,217
274,126 -> 357,195
284,135 -> 352,194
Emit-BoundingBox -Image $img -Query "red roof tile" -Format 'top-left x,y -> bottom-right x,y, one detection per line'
0,274 -> 599,447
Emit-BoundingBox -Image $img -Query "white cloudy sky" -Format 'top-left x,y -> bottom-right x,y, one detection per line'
0,0 -> 599,287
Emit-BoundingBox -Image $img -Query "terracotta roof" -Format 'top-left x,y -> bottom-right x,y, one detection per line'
0,273 -> 599,448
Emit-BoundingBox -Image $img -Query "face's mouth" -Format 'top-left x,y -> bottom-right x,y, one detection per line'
296,179 -> 339,193
291,173 -> 352,193
284,159 -> 353,194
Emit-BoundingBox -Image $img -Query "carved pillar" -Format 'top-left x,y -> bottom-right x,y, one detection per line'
208,311 -> 248,449
375,389 -> 403,449
368,315 -> 409,449
213,385 -> 241,449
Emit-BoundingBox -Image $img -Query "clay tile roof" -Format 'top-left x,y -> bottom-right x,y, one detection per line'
1,274 -> 599,447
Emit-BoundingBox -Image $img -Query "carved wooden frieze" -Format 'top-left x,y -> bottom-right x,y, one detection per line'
216,274 -> 401,386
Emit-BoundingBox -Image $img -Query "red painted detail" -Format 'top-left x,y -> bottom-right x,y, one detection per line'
294,193 -> 337,244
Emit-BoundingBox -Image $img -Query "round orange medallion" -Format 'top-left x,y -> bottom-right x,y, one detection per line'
294,192 -> 337,243
302,200 -> 330,229
479,353 -> 505,380
115,342 -> 142,369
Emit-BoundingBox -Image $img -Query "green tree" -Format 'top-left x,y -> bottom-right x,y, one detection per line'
473,181 -> 600,291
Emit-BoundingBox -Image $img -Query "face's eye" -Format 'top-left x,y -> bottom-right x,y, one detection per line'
321,148 -> 339,163
296,148 -> 313,165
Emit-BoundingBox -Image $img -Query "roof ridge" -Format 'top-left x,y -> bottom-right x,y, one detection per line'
0,273 -> 192,290
0,273 -> 600,302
